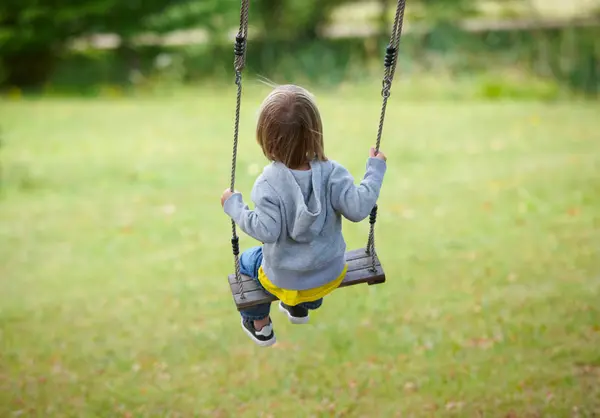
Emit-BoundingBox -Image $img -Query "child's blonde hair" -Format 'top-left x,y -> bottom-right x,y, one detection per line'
256,84 -> 327,169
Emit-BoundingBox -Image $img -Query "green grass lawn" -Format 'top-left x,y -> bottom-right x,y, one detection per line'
1,83 -> 599,417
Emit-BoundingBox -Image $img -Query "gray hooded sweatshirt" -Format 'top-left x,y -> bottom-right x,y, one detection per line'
223,157 -> 387,290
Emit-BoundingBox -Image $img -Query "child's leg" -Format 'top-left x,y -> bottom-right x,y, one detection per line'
239,304 -> 271,328
298,298 -> 323,311
278,298 -> 323,324
239,246 -> 273,326
238,246 -> 276,346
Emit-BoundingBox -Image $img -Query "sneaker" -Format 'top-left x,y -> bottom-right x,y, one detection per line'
278,301 -> 310,324
240,317 -> 276,347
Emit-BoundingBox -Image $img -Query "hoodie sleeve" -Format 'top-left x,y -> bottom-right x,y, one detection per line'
223,177 -> 281,243
329,158 -> 387,222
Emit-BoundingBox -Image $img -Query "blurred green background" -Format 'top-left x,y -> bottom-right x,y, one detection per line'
1,1 -> 600,417
1,0 -> 599,97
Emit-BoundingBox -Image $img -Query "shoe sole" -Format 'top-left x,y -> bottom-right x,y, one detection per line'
240,318 -> 276,347
278,301 -> 310,324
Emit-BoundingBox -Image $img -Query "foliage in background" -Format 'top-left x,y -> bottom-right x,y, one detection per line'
251,0 -> 363,40
36,23 -> 598,99
0,0 -> 234,86
0,0 -> 598,98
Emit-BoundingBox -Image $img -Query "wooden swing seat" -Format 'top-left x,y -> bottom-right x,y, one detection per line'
228,248 -> 385,311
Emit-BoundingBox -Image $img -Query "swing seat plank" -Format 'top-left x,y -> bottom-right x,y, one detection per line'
228,248 -> 385,311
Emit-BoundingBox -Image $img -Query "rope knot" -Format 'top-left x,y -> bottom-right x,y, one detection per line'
234,35 -> 247,72
234,35 -> 246,56
381,77 -> 392,98
369,205 -> 378,225
231,236 -> 240,256
384,45 -> 397,68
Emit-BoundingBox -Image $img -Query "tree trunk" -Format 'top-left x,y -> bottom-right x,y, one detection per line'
1,48 -> 56,88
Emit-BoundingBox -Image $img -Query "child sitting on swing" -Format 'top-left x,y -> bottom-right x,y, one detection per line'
221,84 -> 387,347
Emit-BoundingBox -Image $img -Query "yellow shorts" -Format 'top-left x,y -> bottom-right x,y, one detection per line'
257,264 -> 348,306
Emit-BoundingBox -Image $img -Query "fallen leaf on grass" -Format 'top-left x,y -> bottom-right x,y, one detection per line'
424,403 -> 438,412
403,381 -> 418,392
466,338 -> 495,349
367,355 -> 379,365
576,364 -> 600,376
415,342 -> 434,353
158,372 -> 171,381
52,363 -> 64,374
446,401 -> 465,411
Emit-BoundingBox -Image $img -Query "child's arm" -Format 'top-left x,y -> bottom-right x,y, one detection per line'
222,178 -> 281,243
330,152 -> 387,222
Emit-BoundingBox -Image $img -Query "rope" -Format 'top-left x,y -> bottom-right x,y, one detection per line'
226,0 -> 405,282
234,0 -> 250,73
230,0 -> 250,299
367,0 -> 406,271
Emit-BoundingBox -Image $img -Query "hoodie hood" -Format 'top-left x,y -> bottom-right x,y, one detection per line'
261,161 -> 326,243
